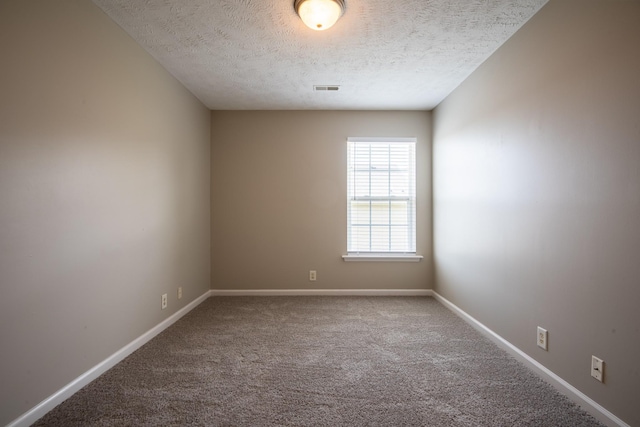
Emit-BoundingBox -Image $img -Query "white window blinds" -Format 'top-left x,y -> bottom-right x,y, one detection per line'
347,137 -> 416,254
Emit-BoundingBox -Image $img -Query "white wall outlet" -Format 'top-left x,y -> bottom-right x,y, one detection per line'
537,327 -> 548,350
177,287 -> 183,300
591,356 -> 604,382
309,270 -> 317,281
161,293 -> 168,310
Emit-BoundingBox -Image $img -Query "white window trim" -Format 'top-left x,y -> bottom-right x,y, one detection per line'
342,254 -> 423,262
346,137 -> 417,143
345,137 -> 419,259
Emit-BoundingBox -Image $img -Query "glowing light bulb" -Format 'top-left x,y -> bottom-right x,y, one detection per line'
296,0 -> 344,31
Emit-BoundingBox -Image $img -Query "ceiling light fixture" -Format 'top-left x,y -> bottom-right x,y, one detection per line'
294,0 -> 345,31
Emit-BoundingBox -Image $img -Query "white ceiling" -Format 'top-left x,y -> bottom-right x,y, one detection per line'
92,0 -> 548,110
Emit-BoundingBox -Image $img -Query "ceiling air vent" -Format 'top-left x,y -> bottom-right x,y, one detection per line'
314,85 -> 340,91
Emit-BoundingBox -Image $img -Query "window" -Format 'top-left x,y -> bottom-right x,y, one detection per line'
345,137 -> 420,261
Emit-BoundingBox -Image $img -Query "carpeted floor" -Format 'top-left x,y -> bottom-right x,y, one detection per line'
34,296 -> 604,426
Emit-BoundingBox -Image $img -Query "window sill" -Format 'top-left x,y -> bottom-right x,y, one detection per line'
342,254 -> 423,262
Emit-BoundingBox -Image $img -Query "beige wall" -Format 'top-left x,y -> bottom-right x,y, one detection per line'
433,1 -> 640,425
0,1 -> 211,425
211,111 -> 432,290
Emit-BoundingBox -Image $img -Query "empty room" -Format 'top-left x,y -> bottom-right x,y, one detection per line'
1,0 -> 638,426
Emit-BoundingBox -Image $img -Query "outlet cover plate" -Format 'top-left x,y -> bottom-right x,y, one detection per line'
537,327 -> 548,350
591,356 -> 604,382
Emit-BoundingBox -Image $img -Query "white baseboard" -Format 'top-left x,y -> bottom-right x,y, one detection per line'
211,289 -> 433,296
8,290 -> 212,427
432,291 -> 629,427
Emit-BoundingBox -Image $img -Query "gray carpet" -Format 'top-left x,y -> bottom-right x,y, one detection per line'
34,296 -> 604,426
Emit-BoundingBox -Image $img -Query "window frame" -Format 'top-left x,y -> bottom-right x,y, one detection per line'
343,137 -> 422,262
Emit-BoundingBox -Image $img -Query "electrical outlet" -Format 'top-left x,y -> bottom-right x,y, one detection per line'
537,327 -> 548,350
591,356 -> 604,382
161,293 -> 168,310
177,287 -> 183,300
309,270 -> 317,281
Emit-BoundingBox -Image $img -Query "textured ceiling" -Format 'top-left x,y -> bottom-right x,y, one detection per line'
92,0 -> 548,110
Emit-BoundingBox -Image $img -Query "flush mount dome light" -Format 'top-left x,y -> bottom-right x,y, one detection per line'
294,0 -> 345,31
